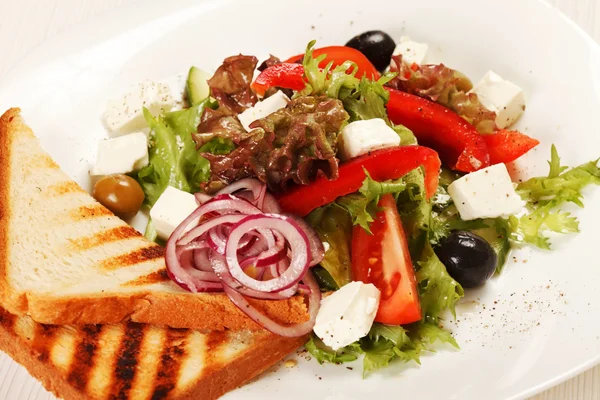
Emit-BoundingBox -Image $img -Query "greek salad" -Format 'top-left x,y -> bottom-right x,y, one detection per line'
89,30 -> 600,375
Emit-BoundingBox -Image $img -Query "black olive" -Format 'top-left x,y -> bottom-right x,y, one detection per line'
435,231 -> 497,288
345,30 -> 396,72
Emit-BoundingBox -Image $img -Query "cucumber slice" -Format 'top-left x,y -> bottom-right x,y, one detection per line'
186,66 -> 210,106
473,222 -> 510,274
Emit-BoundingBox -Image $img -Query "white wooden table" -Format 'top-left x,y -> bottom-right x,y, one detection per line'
0,0 -> 598,398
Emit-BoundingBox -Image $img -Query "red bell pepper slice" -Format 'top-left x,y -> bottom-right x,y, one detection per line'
284,46 -> 380,80
251,63 -> 306,97
351,194 -> 422,325
277,146 -> 441,217
482,129 -> 540,165
385,88 -> 491,173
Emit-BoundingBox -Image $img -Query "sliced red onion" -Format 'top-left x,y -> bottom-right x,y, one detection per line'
195,192 -> 213,205
284,214 -> 325,266
210,252 -> 297,300
216,178 -> 264,202
193,248 -> 214,272
164,180 -> 325,337
223,269 -> 321,337
178,212 -> 247,246
262,192 -> 282,213
225,214 -> 310,292
165,243 -> 223,293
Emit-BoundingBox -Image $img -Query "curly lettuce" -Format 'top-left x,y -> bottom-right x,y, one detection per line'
300,41 -> 417,143
416,243 -> 464,322
508,145 -> 600,249
326,171 -> 408,234
307,321 -> 458,376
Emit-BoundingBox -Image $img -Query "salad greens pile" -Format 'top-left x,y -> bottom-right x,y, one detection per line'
133,39 -> 600,376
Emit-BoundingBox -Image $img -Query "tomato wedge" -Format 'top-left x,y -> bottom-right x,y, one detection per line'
351,194 -> 421,325
284,46 -> 380,80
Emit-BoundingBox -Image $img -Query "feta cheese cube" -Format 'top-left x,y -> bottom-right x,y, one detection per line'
103,80 -> 175,136
238,91 -> 290,131
338,118 -> 400,160
393,36 -> 428,65
447,164 -> 525,221
150,186 -> 199,240
313,281 -> 381,351
470,71 -> 526,129
91,132 -> 149,176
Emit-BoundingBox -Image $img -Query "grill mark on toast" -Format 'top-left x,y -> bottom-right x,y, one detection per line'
67,325 -> 103,392
32,324 -> 60,363
110,323 -> 145,400
204,331 -> 230,367
69,226 -> 141,251
69,205 -> 114,221
45,181 -> 86,197
150,328 -> 189,399
0,308 -> 16,332
124,269 -> 170,287
99,245 -> 164,270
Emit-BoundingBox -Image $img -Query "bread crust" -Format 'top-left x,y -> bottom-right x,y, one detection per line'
0,307 -> 307,400
26,291 -> 308,331
0,108 -> 27,314
0,108 -> 309,331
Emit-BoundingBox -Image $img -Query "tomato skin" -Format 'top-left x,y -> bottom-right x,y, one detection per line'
351,194 -> 422,325
284,46 -> 380,80
482,129 -> 540,165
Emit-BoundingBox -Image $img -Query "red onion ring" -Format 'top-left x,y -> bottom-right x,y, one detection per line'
209,252 -> 298,300
164,181 -> 323,336
284,214 -> 325,266
225,214 -> 310,292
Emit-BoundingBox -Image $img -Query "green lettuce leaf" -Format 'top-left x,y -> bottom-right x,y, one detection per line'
517,145 -> 600,208
305,336 -> 361,364
508,145 -> 600,249
339,75 -> 393,122
429,205 -> 488,246
306,321 -> 458,377
409,321 -> 459,349
334,171 -> 408,233
136,99 -> 232,207
507,207 -> 579,250
416,243 -> 464,322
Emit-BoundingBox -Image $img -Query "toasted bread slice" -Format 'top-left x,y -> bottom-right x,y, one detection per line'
0,306 -> 306,400
0,108 -> 308,330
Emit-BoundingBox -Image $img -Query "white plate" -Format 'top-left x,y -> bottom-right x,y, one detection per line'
1,0 -> 600,399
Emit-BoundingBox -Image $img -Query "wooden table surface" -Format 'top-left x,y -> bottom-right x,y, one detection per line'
0,0 -> 598,398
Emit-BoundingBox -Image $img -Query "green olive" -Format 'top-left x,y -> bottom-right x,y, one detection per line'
93,174 -> 145,220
